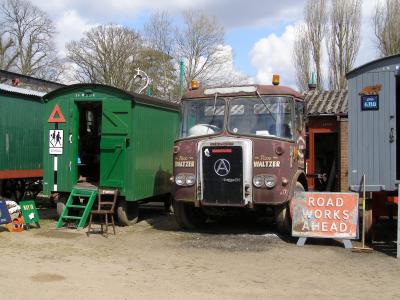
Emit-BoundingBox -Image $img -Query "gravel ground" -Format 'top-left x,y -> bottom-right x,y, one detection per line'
0,204 -> 399,300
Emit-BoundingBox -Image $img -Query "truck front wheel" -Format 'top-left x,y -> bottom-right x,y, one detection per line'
275,182 -> 305,234
117,199 -> 139,226
173,200 -> 206,230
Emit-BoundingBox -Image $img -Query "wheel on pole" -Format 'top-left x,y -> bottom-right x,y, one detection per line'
275,182 -> 305,234
117,199 -> 139,226
56,201 -> 66,217
173,200 -> 206,230
364,198 -> 374,242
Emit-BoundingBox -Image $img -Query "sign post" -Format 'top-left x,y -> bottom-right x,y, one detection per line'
48,103 -> 66,193
292,192 -> 359,249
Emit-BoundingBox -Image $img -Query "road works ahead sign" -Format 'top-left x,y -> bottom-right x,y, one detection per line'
292,192 -> 359,239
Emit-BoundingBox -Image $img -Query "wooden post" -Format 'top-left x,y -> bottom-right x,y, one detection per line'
352,174 -> 373,253
361,174 -> 366,248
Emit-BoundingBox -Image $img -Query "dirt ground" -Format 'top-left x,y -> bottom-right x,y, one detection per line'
0,204 -> 399,300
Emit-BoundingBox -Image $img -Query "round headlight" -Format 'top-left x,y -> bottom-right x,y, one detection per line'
253,175 -> 264,188
265,175 -> 276,188
185,175 -> 196,186
175,174 -> 186,186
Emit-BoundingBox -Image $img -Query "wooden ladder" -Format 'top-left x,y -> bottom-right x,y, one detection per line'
56,188 -> 97,229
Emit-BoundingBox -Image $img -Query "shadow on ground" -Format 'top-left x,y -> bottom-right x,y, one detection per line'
370,218 -> 398,258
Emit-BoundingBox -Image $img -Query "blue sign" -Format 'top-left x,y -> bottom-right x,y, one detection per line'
0,201 -> 11,225
361,95 -> 379,111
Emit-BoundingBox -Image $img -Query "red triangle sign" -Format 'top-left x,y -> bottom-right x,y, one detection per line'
48,104 -> 66,123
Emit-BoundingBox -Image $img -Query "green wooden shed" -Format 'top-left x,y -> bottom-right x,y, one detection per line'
42,84 -> 179,225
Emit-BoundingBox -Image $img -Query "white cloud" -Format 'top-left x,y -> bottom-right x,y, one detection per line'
250,24 -> 297,88
55,10 -> 97,56
250,1 -> 385,91
210,45 -> 251,86
31,0 -> 305,30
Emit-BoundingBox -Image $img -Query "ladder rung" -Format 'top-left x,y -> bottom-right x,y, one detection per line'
72,191 -> 95,197
62,216 -> 82,220
66,204 -> 87,209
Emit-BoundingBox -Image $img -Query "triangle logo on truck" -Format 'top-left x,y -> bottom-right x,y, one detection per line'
48,104 -> 66,123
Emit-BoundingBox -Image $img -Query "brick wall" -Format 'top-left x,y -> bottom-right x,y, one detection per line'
339,118 -> 348,192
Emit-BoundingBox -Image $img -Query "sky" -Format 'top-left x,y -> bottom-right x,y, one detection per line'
30,0 -> 381,89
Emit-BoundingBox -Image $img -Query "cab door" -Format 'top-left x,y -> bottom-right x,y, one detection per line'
99,100 -> 131,188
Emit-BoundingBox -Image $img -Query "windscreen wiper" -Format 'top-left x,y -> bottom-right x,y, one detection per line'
256,91 -> 276,122
209,92 -> 218,126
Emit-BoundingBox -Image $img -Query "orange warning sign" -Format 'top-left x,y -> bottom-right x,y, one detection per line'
48,104 -> 65,123
292,192 -> 359,239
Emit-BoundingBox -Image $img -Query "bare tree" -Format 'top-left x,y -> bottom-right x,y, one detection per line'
304,0 -> 327,89
292,24 -> 311,92
0,32 -> 18,71
0,0 -> 62,80
327,0 -> 361,90
143,11 -> 178,99
176,10 -> 229,88
373,0 -> 400,57
66,24 -> 142,91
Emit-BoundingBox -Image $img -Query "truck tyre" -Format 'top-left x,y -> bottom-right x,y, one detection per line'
117,199 -> 139,226
173,200 -> 206,230
275,182 -> 305,234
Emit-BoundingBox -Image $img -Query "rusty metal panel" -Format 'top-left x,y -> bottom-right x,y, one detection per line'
292,192 -> 358,239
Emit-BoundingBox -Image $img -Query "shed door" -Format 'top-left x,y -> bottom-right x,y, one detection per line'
100,100 -> 131,188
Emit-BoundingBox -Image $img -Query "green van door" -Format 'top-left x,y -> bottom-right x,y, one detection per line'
100,100 -> 131,188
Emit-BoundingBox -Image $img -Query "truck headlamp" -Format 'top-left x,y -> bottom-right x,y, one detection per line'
265,175 -> 276,188
175,174 -> 186,186
175,174 -> 196,186
185,175 -> 196,186
253,175 -> 264,188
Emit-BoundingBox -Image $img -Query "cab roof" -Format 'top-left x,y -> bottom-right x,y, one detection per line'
182,84 -> 303,100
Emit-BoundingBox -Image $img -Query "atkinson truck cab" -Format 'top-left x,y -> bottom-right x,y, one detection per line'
172,79 -> 308,233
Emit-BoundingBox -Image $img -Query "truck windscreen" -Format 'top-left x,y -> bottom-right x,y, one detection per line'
179,98 -> 225,138
228,96 -> 293,139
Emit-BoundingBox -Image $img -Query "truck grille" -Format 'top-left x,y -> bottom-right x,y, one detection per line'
201,146 -> 243,205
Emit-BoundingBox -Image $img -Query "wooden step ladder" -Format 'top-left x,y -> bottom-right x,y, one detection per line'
56,188 -> 97,229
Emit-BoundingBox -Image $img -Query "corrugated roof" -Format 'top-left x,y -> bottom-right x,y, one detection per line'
346,54 -> 400,78
304,89 -> 348,116
0,83 -> 45,97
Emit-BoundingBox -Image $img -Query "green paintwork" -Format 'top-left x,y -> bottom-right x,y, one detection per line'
43,99 -> 78,192
42,84 -> 179,202
56,187 -> 97,229
100,100 -> 130,188
0,91 -> 43,172
19,200 -> 40,224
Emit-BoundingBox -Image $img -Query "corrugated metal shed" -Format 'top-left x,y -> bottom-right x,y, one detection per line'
0,83 -> 44,176
0,83 -> 45,97
304,89 -> 347,116
346,54 -> 400,192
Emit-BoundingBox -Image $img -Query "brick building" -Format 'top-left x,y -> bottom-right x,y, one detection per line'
304,89 -> 348,192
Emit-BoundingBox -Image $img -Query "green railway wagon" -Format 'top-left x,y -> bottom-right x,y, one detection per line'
42,84 -> 179,225
0,83 -> 44,200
